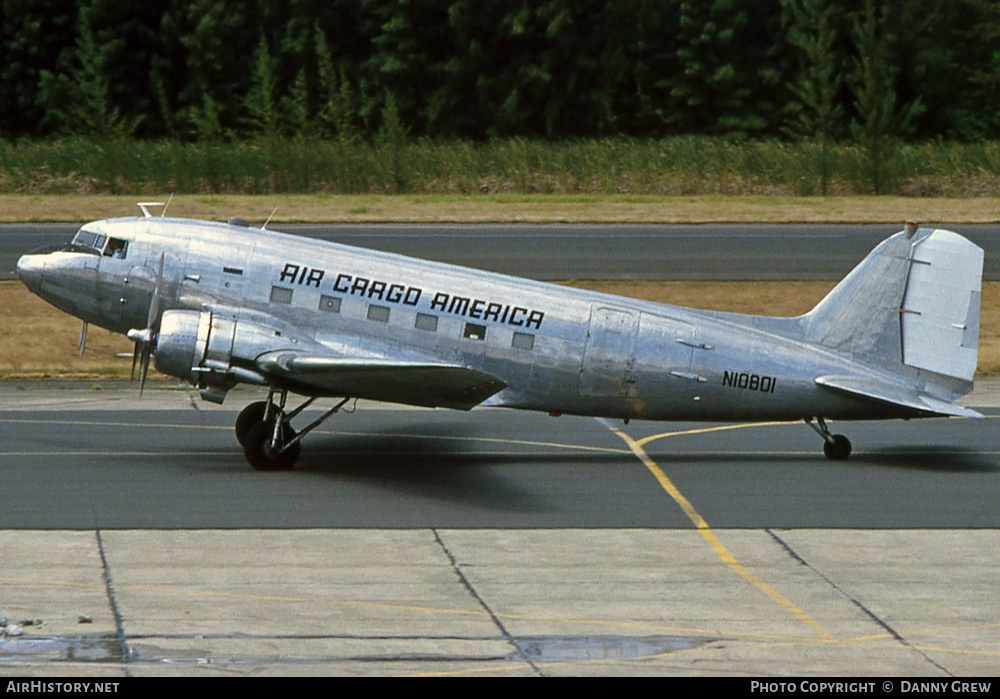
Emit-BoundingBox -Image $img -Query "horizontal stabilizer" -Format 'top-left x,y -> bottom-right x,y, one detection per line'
816,375 -> 983,419
257,352 -> 506,410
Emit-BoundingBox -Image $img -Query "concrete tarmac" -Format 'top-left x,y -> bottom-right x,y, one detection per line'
1,383 -> 999,676
3,528 -> 998,677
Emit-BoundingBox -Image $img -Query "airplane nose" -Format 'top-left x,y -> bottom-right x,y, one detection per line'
16,253 -> 44,292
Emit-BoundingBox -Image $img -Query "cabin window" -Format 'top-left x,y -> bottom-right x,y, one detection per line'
512,332 -> 535,350
103,237 -> 128,259
415,313 -> 438,332
367,305 -> 390,323
464,322 -> 486,341
319,295 -> 341,313
270,286 -> 293,304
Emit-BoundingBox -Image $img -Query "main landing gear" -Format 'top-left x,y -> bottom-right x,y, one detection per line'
235,388 -> 352,470
806,417 -> 852,460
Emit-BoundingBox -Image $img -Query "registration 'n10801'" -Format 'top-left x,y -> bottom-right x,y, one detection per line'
722,371 -> 777,393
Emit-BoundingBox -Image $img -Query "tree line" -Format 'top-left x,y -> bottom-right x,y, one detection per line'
2,0 -> 1000,144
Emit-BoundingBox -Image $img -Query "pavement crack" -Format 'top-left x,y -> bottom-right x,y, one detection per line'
766,529 -> 954,677
431,529 -> 543,676
95,530 -> 133,676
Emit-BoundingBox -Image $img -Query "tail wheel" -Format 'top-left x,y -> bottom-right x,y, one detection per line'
823,434 -> 852,461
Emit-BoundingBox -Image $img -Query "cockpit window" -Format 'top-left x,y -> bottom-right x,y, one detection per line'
103,237 -> 128,259
72,229 -> 106,250
70,229 -> 129,259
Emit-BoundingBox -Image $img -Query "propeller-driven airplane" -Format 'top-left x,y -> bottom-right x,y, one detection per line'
16,204 -> 984,470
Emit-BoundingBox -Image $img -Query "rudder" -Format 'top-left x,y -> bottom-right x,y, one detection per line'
899,229 -> 982,382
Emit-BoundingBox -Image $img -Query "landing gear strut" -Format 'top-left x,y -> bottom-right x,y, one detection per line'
237,389 -> 351,470
806,417 -> 852,460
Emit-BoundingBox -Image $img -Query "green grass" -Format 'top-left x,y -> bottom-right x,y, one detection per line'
5,136 -> 1000,197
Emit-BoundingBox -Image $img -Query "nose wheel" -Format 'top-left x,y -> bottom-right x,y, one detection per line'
806,417 -> 852,460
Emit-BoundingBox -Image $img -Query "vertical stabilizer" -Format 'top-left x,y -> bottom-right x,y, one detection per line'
802,228 -> 983,382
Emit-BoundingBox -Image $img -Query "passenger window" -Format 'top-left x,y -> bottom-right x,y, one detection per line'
270,286 -> 293,304
415,313 -> 438,332
367,305 -> 390,323
512,332 -> 535,350
464,323 -> 486,341
319,295 -> 341,313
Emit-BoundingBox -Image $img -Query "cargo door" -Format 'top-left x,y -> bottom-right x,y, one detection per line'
579,306 -> 638,396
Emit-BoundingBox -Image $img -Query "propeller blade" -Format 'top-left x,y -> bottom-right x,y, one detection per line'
78,321 -> 88,357
130,342 -> 141,380
126,252 -> 166,397
147,252 -> 165,331
139,344 -> 151,397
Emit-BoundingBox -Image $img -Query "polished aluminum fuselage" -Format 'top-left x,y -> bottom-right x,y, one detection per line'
17,216 -> 940,422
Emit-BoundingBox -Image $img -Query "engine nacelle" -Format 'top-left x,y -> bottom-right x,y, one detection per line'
155,309 -> 304,403
154,310 -> 202,384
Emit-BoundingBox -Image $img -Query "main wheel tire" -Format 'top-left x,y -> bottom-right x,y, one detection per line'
235,401 -> 269,446
243,420 -> 301,471
823,434 -> 852,461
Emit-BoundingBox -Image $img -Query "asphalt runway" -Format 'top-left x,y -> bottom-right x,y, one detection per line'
1,387 -> 999,529
6,222 -> 1000,281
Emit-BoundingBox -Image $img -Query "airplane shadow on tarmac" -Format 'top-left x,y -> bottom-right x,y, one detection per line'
852,446 -> 1000,473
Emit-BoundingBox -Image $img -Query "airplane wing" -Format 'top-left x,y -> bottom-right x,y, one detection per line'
815,375 -> 983,419
255,351 -> 506,410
